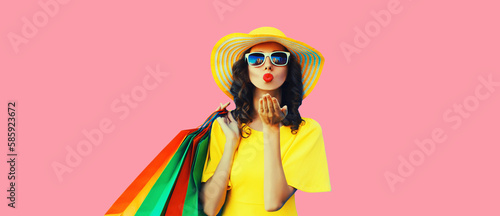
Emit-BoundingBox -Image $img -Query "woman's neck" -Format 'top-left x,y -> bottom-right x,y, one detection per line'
252,88 -> 282,120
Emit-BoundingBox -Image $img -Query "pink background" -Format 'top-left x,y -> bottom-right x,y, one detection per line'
1,0 -> 499,215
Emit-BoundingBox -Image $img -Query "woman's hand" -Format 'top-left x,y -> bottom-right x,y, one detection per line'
258,93 -> 288,127
215,102 -> 241,153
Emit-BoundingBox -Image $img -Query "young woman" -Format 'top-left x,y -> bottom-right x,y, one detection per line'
200,27 -> 331,216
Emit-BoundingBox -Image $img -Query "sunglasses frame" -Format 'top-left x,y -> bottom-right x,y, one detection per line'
245,51 -> 291,67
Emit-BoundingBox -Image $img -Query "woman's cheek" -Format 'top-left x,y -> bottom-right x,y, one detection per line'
277,69 -> 288,83
249,73 -> 260,86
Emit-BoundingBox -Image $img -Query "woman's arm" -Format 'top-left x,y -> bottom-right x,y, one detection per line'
201,103 -> 240,216
260,94 -> 296,212
200,139 -> 237,216
263,124 -> 297,212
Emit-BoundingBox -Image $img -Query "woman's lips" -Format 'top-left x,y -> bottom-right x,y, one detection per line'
263,73 -> 274,82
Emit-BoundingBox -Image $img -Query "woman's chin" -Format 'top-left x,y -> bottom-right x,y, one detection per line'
254,84 -> 282,91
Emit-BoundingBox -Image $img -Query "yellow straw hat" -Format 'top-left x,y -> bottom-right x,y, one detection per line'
211,26 -> 324,100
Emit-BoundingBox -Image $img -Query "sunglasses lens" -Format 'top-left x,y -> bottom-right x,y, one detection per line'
247,53 -> 265,66
271,52 -> 288,65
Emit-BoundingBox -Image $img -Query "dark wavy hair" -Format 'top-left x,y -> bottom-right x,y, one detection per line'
229,44 -> 305,138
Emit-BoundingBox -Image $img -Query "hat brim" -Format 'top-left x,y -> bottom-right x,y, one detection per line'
211,32 -> 324,100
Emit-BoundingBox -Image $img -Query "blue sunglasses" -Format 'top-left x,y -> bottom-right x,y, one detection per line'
245,51 -> 290,67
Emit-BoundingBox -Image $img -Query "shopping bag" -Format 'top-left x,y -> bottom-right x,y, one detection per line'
182,133 -> 211,215
137,110 -> 225,215
106,109 -> 227,216
163,122 -> 212,215
105,129 -> 194,216
181,111 -> 225,215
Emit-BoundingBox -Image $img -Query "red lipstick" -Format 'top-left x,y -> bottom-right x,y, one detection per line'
263,73 -> 274,82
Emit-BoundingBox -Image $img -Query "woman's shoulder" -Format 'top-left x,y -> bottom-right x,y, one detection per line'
288,117 -> 325,152
299,117 -> 322,131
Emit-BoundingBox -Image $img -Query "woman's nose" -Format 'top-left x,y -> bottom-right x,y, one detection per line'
263,56 -> 273,70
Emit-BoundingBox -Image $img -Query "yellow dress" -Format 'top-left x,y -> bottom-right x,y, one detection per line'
201,117 -> 331,215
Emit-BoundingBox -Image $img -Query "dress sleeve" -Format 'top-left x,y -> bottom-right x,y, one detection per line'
282,118 -> 331,193
201,119 -> 232,190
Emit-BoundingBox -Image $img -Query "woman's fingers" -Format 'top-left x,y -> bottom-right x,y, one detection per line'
259,94 -> 282,114
216,116 -> 226,125
267,96 -> 275,115
216,116 -> 231,132
259,98 -> 264,114
262,96 -> 269,113
272,98 -> 279,113
267,95 -> 273,113
227,110 -> 236,123
216,110 -> 236,127
262,94 -> 289,124
258,94 -> 288,124
215,103 -> 223,112
260,97 -> 266,114
216,116 -> 239,142
272,97 -> 283,116
215,102 -> 230,111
